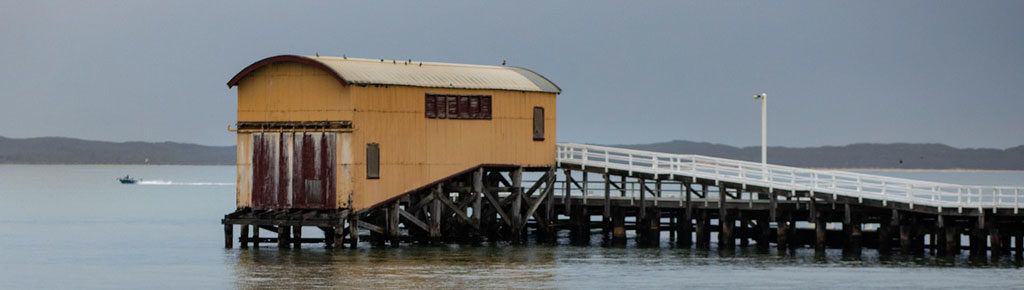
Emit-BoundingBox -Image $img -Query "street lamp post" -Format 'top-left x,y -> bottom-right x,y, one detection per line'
753,93 -> 767,180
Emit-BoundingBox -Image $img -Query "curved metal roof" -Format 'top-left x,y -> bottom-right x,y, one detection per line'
227,55 -> 560,94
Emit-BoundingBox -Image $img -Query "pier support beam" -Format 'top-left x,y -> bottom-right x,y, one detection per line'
239,224 -> 249,249
990,227 -> 1004,258
776,212 -> 791,252
945,225 -> 960,256
603,174 -> 612,240
349,215 -> 359,249
898,212 -> 914,255
756,213 -> 771,250
570,203 -> 589,245
676,208 -> 692,248
718,186 -> 734,250
639,208 -> 661,247
814,217 -> 827,252
292,226 -> 302,248
877,219 -> 892,255
323,227 -> 335,249
969,227 -> 987,259
224,224 -> 233,249
252,225 -> 261,248
511,168 -> 524,244
696,210 -> 711,250
842,204 -> 862,257
611,206 -> 626,245
719,211 -> 735,250
1015,233 -> 1023,261
278,225 -> 290,248
677,183 -> 694,248
739,213 -> 750,247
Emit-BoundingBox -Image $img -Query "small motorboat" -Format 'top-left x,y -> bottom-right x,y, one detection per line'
118,175 -> 138,184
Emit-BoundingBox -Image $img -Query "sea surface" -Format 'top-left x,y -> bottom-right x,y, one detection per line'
1,165 -> 1023,289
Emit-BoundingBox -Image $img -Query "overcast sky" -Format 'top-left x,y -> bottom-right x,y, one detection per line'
1,1 -> 1022,148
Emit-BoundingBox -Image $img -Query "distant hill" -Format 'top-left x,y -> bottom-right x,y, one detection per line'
2,136 -> 1022,169
611,140 -> 1024,170
0,136 -> 234,165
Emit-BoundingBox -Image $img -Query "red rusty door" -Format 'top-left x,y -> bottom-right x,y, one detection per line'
252,132 -> 336,209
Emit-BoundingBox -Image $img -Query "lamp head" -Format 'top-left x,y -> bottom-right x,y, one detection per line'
753,93 -> 766,100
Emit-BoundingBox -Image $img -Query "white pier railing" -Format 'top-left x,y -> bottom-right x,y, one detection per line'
556,143 -> 1023,211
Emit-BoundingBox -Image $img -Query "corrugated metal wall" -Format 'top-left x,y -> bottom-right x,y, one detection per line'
348,86 -> 556,210
243,132 -> 337,210
236,62 -> 353,122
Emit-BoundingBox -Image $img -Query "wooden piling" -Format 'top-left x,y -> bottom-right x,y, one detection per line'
430,186 -> 443,243
934,215 -> 946,256
603,173 -> 612,239
639,178 -> 647,224
611,206 -> 626,245
278,225 -> 290,248
849,222 -> 863,256
899,212 -> 912,254
944,226 -> 960,256
239,224 -> 249,249
815,216 -> 827,252
756,213 -> 770,250
224,224 -> 233,249
570,203 -> 589,245
323,227 -> 335,249
843,204 -> 862,257
349,215 -> 359,249
877,219 -> 891,255
640,208 -> 661,247
511,168 -> 524,243
678,182 -> 694,248
718,186 -> 734,249
1011,234 -> 1019,261
720,210 -> 735,249
990,232 -> 1003,258
739,212 -> 750,247
969,227 -> 986,258
252,225 -> 261,248
776,212 -> 790,251
388,202 -> 400,247
292,226 -> 302,248
696,210 -> 711,250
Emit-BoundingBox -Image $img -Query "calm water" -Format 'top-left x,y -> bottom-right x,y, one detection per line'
1,165 -> 1023,289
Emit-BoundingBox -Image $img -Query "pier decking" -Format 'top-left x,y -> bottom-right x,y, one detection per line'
223,143 -> 1024,260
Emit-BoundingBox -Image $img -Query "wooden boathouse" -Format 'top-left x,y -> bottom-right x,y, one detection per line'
223,54 -> 1024,261
222,54 -> 560,248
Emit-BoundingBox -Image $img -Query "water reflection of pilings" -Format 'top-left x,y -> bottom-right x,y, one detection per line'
232,246 -> 559,288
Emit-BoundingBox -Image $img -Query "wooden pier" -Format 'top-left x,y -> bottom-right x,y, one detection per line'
223,144 -> 1024,261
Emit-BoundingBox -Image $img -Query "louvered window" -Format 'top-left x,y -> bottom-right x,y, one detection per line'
425,94 -> 491,120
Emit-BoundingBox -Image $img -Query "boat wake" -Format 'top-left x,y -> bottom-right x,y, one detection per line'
136,180 -> 234,186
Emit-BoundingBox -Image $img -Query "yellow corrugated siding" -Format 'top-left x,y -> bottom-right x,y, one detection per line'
237,62 -> 353,122
236,133 -> 252,208
348,86 -> 556,210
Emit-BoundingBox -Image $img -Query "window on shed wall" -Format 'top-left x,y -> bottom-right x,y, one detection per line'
446,96 -> 458,117
458,96 -> 470,119
425,95 -> 437,118
424,94 -> 491,120
480,96 -> 491,119
533,107 -> 545,141
366,143 -> 380,179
